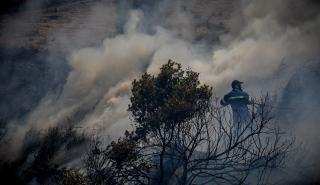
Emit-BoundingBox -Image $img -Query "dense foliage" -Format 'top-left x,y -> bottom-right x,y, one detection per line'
129,59 -> 212,140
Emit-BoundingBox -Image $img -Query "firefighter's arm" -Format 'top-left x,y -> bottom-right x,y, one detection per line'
220,95 -> 229,106
243,92 -> 253,104
247,95 -> 254,104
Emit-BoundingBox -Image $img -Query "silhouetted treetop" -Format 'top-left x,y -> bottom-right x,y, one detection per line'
129,59 -> 212,139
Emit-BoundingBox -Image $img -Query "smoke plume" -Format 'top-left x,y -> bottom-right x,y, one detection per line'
0,0 -> 319,183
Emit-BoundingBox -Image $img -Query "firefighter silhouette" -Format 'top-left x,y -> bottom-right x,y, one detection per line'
220,80 -> 252,132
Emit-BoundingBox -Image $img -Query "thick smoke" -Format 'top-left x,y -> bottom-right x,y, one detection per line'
0,0 -> 319,183
1,8 -> 201,159
201,1 -> 320,182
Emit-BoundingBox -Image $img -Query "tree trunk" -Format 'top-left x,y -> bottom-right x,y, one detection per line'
158,145 -> 166,185
179,162 -> 188,185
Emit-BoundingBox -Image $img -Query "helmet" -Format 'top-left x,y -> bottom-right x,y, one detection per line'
231,80 -> 243,89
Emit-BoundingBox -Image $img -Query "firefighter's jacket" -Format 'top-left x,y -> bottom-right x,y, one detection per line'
220,89 -> 252,126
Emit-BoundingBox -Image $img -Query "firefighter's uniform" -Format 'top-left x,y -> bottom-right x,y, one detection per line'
220,83 -> 252,129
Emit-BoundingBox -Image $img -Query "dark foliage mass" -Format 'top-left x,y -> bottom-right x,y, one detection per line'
129,60 -> 212,140
0,60 -> 293,185
84,133 -> 152,185
0,124 -> 87,185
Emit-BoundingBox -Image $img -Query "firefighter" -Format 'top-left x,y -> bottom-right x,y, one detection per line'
220,80 -> 252,129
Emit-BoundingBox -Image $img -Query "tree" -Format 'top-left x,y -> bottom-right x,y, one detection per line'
84,132 -> 152,185
59,169 -> 90,185
0,123 -> 87,185
127,60 -> 293,185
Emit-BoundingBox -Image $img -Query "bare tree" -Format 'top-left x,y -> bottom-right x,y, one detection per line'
182,96 -> 292,185
127,60 -> 293,185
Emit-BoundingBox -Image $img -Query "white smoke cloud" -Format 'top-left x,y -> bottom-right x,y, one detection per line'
1,1 -> 319,182
2,10 -> 184,158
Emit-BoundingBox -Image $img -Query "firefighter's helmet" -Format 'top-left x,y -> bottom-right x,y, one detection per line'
231,80 -> 243,89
